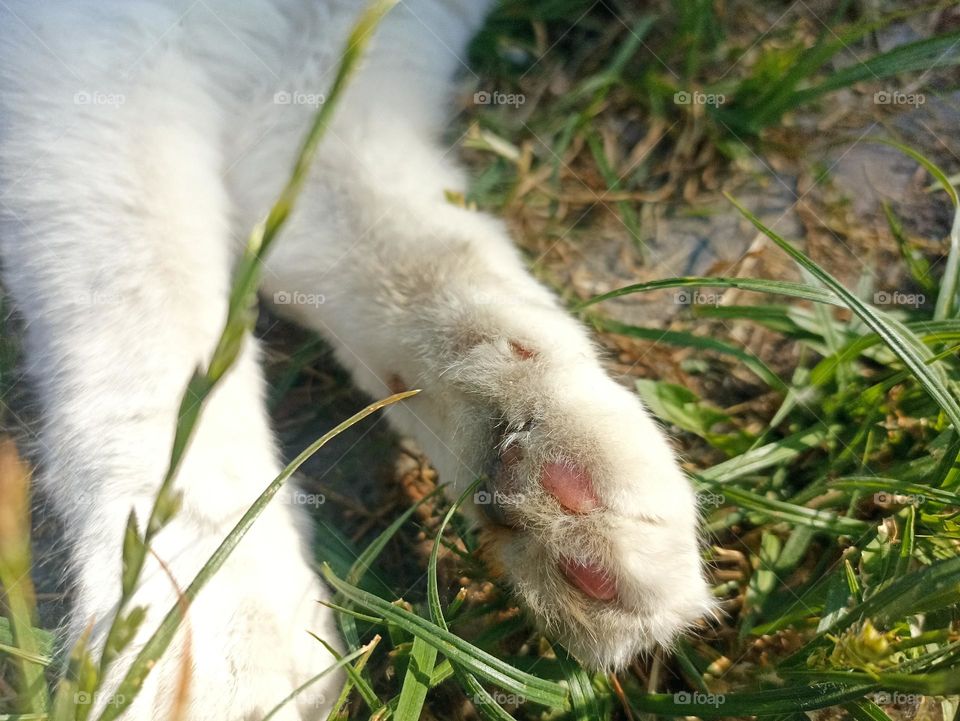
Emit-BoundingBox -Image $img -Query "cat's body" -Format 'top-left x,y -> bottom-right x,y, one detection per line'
0,1 -> 711,718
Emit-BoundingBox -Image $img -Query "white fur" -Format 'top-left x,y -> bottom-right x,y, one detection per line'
0,1 -> 711,718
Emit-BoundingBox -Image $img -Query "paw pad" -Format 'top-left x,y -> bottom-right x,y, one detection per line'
560,557 -> 617,600
540,462 -> 599,512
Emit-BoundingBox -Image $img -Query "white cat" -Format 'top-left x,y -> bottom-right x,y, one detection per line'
0,1 -> 712,718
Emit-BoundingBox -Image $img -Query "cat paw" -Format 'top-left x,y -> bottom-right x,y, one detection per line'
454,331 -> 714,669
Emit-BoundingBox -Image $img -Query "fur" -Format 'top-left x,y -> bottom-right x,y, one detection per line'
0,1 -> 712,718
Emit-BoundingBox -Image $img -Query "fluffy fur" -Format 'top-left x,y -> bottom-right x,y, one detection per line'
0,1 -> 712,718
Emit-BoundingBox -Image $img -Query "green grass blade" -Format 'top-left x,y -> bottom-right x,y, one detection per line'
896,505 -> 916,578
740,531 -> 782,637
0,441 -> 50,714
309,634 -> 383,716
932,432 -> 960,489
830,477 -> 960,506
336,486 -> 442,649
555,653 -> 607,721
322,566 -> 568,710
590,316 -> 787,391
790,32 -> 960,107
842,699 -> 894,721
576,276 -> 840,310
865,138 -> 959,208
938,206 -> 960,319
424,479 -> 518,721
255,0 -> 400,260
883,202 -> 937,294
699,425 -> 833,483
808,320 -> 960,388
631,681 -> 876,717
866,139 -> 960,319
394,635 -> 438,721
0,618 -> 54,659
789,669 -> 960,695
692,304 -> 829,341
322,636 -> 381,721
820,556 -> 960,638
260,638 -> 378,721
0,643 -> 50,667
696,481 -> 869,535
346,489 -> 442,589
725,193 -> 960,430
96,390 -> 417,721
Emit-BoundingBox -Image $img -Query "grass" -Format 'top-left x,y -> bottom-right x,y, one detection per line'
2,1 -> 960,720
310,177 -> 960,720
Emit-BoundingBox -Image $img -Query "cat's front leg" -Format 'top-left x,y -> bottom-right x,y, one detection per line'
264,194 -> 713,669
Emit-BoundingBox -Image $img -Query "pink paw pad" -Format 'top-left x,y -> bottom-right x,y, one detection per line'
560,558 -> 618,601
540,462 -> 600,513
